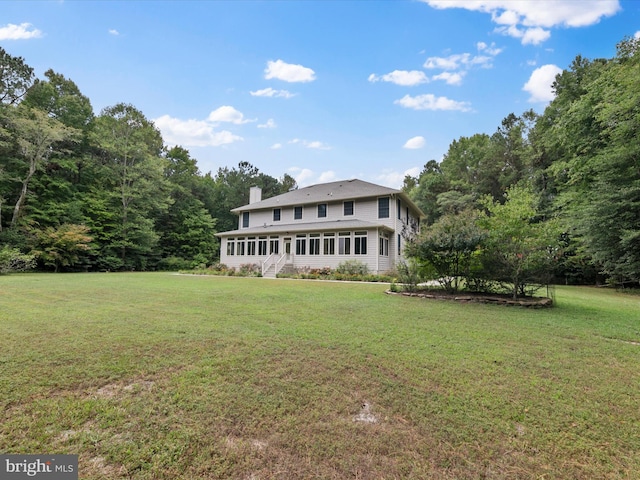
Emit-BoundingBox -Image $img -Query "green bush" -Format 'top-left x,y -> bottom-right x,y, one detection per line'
336,260 -> 369,276
0,246 -> 36,274
157,256 -> 192,271
396,260 -> 422,292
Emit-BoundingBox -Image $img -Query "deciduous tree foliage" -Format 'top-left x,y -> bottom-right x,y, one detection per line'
478,185 -> 561,298
405,208 -> 486,293
1,36 -> 638,283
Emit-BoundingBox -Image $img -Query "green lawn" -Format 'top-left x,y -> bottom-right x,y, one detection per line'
1,273 -> 639,479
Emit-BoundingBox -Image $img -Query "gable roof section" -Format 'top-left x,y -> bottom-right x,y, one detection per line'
231,178 -> 425,217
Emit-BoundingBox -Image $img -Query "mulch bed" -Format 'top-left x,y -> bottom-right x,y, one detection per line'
385,289 -> 553,308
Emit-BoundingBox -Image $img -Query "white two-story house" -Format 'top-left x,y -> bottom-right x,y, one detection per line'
216,179 -> 424,277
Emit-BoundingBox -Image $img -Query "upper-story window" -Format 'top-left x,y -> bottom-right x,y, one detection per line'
273,208 -> 281,221
378,197 -> 390,218
343,201 -> 354,216
294,206 -> 303,220
317,203 -> 327,218
242,212 -> 250,228
397,199 -> 402,219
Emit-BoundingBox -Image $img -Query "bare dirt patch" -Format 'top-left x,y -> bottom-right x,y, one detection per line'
93,379 -> 156,399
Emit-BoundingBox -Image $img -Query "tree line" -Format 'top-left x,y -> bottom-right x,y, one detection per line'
402,36 -> 640,290
0,49 -> 296,271
1,36 -> 639,287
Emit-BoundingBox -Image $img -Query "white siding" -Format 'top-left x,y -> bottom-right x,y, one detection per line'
221,194 -> 422,274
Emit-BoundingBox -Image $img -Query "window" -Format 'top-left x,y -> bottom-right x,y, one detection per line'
270,236 -> 279,254
294,206 -> 303,220
273,208 -> 281,221
354,231 -> 367,255
323,233 -> 335,255
295,234 -> 306,255
227,239 -> 235,256
309,234 -> 320,255
398,234 -> 401,256
397,199 -> 402,219
379,233 -> 389,256
338,232 -> 351,255
317,203 -> 327,218
343,201 -> 354,216
247,237 -> 256,256
258,237 -> 268,256
378,197 -> 390,218
242,212 -> 249,228
236,237 -> 245,256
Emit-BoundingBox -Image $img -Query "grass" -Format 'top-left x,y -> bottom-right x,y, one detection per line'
1,273 -> 639,479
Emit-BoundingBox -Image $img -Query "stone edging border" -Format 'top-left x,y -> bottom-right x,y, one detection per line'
385,290 -> 553,308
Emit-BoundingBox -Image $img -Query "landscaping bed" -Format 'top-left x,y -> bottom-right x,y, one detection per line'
386,288 -> 553,307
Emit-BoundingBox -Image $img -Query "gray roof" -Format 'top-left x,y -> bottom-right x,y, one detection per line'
231,178 -> 423,216
215,219 -> 394,237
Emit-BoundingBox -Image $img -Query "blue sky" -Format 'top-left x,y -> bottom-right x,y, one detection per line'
2,1 -> 639,188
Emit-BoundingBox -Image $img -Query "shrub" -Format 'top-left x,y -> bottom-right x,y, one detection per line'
239,263 -> 261,276
336,260 -> 369,276
0,246 -> 36,274
157,256 -> 192,271
396,260 -> 421,292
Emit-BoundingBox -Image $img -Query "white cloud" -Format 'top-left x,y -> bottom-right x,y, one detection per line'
0,23 -> 42,40
368,70 -> 429,86
424,45 -> 501,71
376,166 -> 421,189
250,87 -> 296,98
477,41 -> 503,56
403,136 -> 426,149
523,64 -> 563,103
424,0 -> 621,45
432,71 -> 465,86
287,168 -> 336,187
394,94 -> 471,112
635,31 -> 640,39
424,53 -> 471,70
207,106 -> 255,124
258,119 -> 276,129
264,59 -> 316,83
495,25 -> 551,45
423,42 -> 501,85
108,29 -> 120,36
270,143 -> 282,150
288,138 -> 331,150
288,167 -> 316,186
318,171 -> 337,183
153,115 -> 243,147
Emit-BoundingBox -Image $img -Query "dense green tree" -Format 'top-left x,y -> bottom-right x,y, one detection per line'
568,38 -> 640,284
405,160 -> 450,225
479,185 -> 561,298
0,47 -> 34,105
406,208 -> 486,293
23,70 -> 94,130
5,106 -> 79,227
90,103 -> 171,270
157,146 -> 218,268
